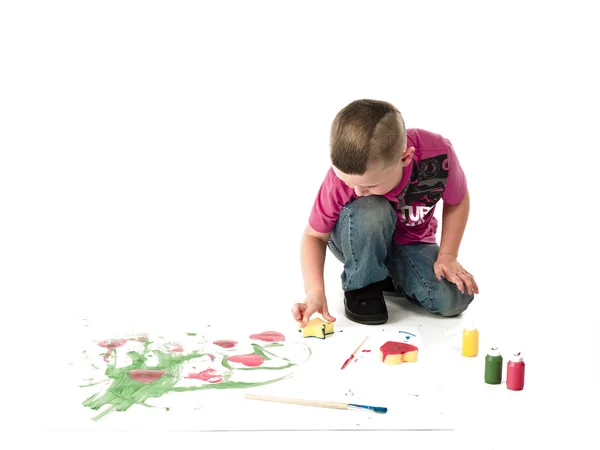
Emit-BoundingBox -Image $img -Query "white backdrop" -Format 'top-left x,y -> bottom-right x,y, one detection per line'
2,1 -> 599,448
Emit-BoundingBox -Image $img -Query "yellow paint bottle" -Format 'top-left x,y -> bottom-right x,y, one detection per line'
462,324 -> 479,357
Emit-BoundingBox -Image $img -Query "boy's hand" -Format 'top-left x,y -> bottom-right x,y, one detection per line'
292,291 -> 336,327
434,254 -> 479,296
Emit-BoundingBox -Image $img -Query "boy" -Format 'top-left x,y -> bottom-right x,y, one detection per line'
292,99 -> 478,327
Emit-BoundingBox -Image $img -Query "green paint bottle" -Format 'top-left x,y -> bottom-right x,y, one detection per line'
484,347 -> 503,384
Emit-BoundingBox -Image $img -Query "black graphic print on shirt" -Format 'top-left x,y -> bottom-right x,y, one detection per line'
394,154 -> 449,227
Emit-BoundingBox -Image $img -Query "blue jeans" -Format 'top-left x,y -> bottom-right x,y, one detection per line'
327,196 -> 474,317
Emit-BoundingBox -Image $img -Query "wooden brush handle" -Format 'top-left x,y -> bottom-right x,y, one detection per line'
351,336 -> 369,355
244,394 -> 348,410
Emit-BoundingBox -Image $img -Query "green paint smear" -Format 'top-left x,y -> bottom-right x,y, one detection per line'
186,332 -> 197,336
82,335 -> 306,421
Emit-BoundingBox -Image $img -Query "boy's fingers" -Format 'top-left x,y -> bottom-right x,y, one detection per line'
449,274 -> 465,294
466,272 -> 479,294
300,306 -> 316,327
291,304 -> 303,321
463,273 -> 476,295
322,306 -> 336,322
457,273 -> 471,294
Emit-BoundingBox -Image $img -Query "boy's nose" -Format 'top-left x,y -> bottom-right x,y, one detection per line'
354,187 -> 371,197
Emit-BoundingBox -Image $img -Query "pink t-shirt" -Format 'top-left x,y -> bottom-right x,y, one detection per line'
308,128 -> 467,245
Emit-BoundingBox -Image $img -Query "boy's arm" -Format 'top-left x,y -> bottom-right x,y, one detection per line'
301,225 -> 330,296
293,225 -> 336,327
295,167 -> 352,325
435,189 -> 479,295
438,188 -> 470,259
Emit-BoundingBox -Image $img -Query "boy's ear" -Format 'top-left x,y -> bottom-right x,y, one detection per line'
401,147 -> 415,166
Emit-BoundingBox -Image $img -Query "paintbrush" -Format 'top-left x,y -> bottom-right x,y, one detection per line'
340,336 -> 369,369
244,393 -> 387,413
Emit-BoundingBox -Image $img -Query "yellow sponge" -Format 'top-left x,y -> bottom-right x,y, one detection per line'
298,317 -> 334,339
379,341 -> 418,364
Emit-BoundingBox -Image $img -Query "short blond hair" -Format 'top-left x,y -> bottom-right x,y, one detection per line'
330,99 -> 406,174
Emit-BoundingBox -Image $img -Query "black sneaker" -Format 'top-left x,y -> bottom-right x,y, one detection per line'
381,276 -> 402,297
344,281 -> 388,325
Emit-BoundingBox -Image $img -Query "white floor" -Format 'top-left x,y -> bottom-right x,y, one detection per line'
22,259 -> 599,449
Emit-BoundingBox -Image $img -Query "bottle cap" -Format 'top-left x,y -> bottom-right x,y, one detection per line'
510,352 -> 523,362
487,347 -> 501,357
463,320 -> 477,331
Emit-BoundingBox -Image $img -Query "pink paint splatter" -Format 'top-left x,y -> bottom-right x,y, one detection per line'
129,369 -> 167,384
227,354 -> 265,367
97,339 -> 127,349
165,342 -> 184,352
97,339 -> 127,362
249,331 -> 285,342
185,368 -> 223,384
213,339 -> 237,348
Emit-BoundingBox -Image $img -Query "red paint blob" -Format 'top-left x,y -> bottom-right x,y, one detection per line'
380,341 -> 418,362
227,354 -> 265,367
185,368 -> 223,384
362,349 -> 371,352
213,340 -> 238,348
249,331 -> 285,342
129,369 -> 167,384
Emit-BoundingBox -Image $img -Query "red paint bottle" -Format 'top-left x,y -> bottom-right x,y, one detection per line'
507,352 -> 525,391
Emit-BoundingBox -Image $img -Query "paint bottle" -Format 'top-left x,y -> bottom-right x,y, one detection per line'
461,323 -> 479,357
484,347 -> 503,384
507,352 -> 525,390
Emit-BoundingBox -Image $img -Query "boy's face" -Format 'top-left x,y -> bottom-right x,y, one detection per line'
333,147 -> 414,197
